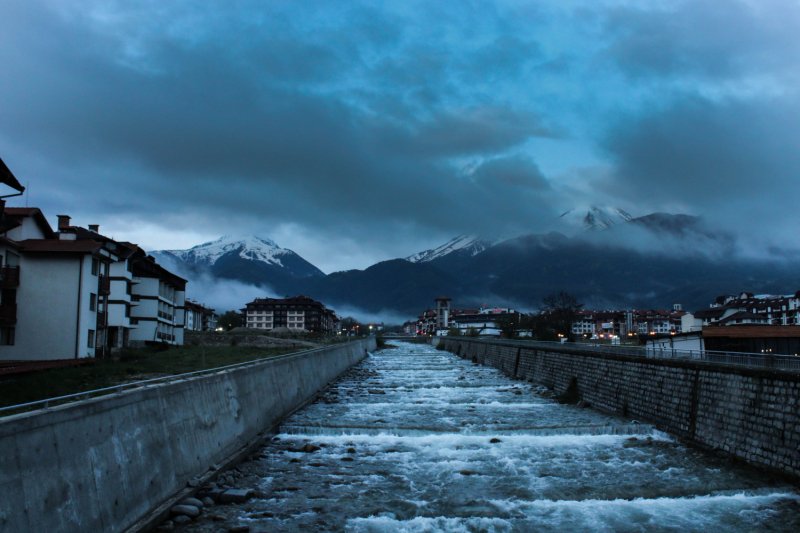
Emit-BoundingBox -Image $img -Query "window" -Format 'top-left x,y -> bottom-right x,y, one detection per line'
0,327 -> 14,346
88,330 -> 95,348
125,306 -> 130,318
89,293 -> 97,312
127,259 -> 133,272
91,258 -> 99,276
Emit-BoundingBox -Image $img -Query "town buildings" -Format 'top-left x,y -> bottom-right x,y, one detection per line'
242,295 -> 337,333
571,305 -> 686,338
414,298 -> 523,336
0,159 -> 187,360
646,291 -> 800,355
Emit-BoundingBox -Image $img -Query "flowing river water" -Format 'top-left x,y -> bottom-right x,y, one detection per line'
181,341 -> 800,532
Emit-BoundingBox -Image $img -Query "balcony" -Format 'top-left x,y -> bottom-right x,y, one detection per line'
0,303 -> 17,325
96,311 -> 107,328
157,310 -> 174,322
0,265 -> 20,288
98,275 -> 111,296
156,332 -> 175,342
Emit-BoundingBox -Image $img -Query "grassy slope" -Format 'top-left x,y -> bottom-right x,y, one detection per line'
0,344 -> 299,411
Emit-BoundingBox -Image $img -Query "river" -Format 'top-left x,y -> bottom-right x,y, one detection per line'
179,340 -> 800,532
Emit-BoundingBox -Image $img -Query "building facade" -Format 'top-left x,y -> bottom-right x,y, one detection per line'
0,206 -> 187,359
185,300 -> 218,332
242,295 -> 336,333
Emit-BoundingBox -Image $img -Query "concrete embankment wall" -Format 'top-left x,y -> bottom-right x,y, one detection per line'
437,338 -> 800,480
0,338 -> 375,533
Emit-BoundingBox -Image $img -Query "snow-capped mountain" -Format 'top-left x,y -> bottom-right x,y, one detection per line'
551,206 -> 633,234
151,235 -> 324,279
582,206 -> 633,231
406,234 -> 501,263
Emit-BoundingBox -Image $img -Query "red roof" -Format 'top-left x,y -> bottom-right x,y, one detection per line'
19,239 -> 102,253
4,208 -> 38,215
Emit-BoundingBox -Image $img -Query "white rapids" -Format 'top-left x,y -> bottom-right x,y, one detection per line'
181,341 -> 800,532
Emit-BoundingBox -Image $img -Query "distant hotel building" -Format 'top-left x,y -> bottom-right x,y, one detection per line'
185,300 -> 218,332
242,295 -> 336,333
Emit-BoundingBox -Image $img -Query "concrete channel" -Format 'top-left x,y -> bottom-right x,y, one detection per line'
176,341 -> 800,532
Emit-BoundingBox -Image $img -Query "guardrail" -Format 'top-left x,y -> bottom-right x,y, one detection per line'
447,338 -> 800,371
0,340 -> 369,418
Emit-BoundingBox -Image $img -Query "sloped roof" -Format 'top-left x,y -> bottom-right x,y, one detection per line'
0,157 -> 25,193
19,239 -> 103,253
4,207 -> 56,238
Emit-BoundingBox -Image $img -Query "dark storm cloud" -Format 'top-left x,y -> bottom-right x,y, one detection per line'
472,154 -> 550,190
1,0 -> 800,267
601,0 -> 800,80
593,0 -> 800,252
0,0 -> 560,242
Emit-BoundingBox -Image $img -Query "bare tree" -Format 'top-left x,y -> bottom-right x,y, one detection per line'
541,292 -> 584,341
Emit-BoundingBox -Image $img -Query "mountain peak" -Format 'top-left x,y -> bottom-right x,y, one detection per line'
155,234 -> 290,268
406,234 -> 500,263
583,206 -> 633,231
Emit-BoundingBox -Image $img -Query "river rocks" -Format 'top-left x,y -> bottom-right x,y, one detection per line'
181,497 -> 204,509
172,515 -> 192,525
155,521 -> 174,532
170,504 -> 200,518
187,477 -> 201,488
302,443 -> 321,453
490,438 -> 503,443
228,526 -> 250,533
290,458 -> 300,463
220,488 -> 254,504
346,447 -> 356,453
368,389 -> 386,394
247,511 -> 275,518
341,456 -> 354,461
197,487 -> 225,502
201,497 -> 215,507
459,470 -> 477,476
225,475 -> 235,486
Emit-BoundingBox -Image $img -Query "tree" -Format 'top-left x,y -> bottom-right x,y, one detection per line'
521,312 -> 559,342
466,327 -> 480,337
541,291 -> 584,341
218,310 -> 242,331
446,327 -> 462,336
495,313 -> 521,339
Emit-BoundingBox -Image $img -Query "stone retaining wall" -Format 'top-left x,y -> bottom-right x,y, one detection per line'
438,338 -> 800,480
0,338 -> 375,533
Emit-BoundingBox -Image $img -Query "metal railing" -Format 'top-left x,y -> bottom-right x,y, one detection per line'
0,339 -> 370,418
449,338 -> 800,371
0,265 -> 20,287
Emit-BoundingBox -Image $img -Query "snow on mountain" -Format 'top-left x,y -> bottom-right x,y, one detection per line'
582,206 -> 633,231
406,234 -> 500,263
151,235 -> 325,281
551,206 -> 633,234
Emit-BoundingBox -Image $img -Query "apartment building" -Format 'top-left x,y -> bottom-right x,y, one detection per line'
0,207 -> 186,360
687,291 -> 800,327
571,306 -> 686,338
0,210 -> 123,359
185,300 -> 218,332
242,295 -> 336,333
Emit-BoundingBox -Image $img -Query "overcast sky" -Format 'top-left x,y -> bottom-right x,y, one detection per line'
1,0 -> 798,273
